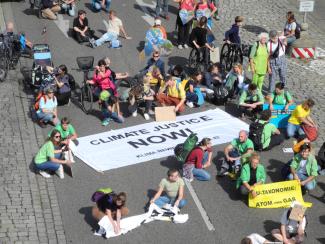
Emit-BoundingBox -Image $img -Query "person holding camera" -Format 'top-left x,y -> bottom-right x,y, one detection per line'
34,129 -> 72,178
267,30 -> 287,93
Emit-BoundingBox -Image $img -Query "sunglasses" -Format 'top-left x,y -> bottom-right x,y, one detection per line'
153,56 -> 159,58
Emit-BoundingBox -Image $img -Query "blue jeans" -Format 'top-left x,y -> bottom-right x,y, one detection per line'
102,110 -> 124,123
95,32 -> 118,47
36,111 -> 54,123
192,151 -> 211,181
34,152 -> 62,172
155,0 -> 169,17
154,195 -> 187,209
61,3 -> 76,16
287,122 -> 305,138
92,0 -> 111,12
286,36 -> 296,45
186,91 -> 198,103
288,173 -> 316,191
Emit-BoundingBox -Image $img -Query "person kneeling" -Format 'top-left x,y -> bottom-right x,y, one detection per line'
236,152 -> 266,198
288,143 -> 318,191
183,138 -> 212,181
238,83 -> 264,120
99,91 -> 124,126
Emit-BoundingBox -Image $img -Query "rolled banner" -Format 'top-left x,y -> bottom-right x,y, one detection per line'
179,9 -> 194,25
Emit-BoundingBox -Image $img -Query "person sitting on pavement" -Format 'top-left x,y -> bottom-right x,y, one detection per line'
284,11 -> 297,46
287,98 -> 316,138
34,129 -> 72,178
145,66 -> 165,93
236,152 -> 266,198
73,10 -> 96,43
240,233 -> 270,244
99,90 -> 124,126
103,57 -> 129,84
267,30 -> 287,93
169,64 -> 187,82
141,50 -> 166,78
157,75 -> 186,114
204,63 -> 223,90
183,138 -> 212,181
224,62 -> 248,98
87,59 -> 117,97
271,201 -> 307,244
36,88 -> 59,127
150,169 -> 187,209
224,16 -> 244,45
61,0 -> 76,16
238,83 -> 264,119
89,10 -> 131,48
185,70 -> 207,108
257,109 -> 284,151
266,82 -> 294,112
92,192 -> 129,235
218,130 -> 254,177
41,0 -> 61,20
189,16 -> 214,68
288,143 -> 318,191
91,0 -> 111,12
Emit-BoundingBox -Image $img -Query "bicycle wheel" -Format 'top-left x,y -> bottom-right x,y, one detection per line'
188,48 -> 200,70
233,47 -> 243,65
220,43 -> 232,72
80,83 -> 93,114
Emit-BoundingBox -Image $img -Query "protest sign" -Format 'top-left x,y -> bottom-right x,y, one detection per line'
73,109 -> 249,172
144,28 -> 173,57
179,9 -> 195,25
263,104 -> 296,128
249,180 -> 312,208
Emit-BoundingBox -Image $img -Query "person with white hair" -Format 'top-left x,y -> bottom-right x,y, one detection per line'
249,32 -> 269,92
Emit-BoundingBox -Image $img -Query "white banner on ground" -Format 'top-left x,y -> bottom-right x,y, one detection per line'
73,109 -> 248,172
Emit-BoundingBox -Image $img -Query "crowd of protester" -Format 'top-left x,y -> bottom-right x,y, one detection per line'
3,0 -> 323,242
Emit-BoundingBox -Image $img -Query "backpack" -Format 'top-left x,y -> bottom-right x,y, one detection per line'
269,39 -> 284,59
174,133 -> 198,162
34,93 -> 46,111
213,84 -> 228,105
294,22 -> 301,39
91,187 -> 114,202
248,120 -> 266,151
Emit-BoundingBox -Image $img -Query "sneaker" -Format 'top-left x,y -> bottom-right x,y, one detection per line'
89,38 -> 96,48
148,109 -> 155,115
205,88 -> 214,94
39,170 -> 51,178
55,165 -> 64,179
178,45 -> 183,50
144,113 -> 150,120
183,44 -> 189,49
184,177 -> 193,182
132,110 -> 137,117
101,119 -> 110,126
186,101 -> 194,108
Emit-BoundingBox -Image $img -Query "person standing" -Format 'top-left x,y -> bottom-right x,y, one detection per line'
249,32 -> 269,92
267,30 -> 287,93
155,0 -> 170,20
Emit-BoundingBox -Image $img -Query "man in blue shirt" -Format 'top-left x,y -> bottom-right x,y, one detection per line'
224,16 -> 244,45
142,51 -> 166,78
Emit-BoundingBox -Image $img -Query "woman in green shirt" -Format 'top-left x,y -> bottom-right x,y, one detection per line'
34,129 -> 71,178
237,152 -> 266,198
249,32 -> 269,92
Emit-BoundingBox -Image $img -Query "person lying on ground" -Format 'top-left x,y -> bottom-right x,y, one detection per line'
92,192 -> 129,235
287,98 -> 316,138
87,59 -> 117,97
256,109 -> 284,151
99,90 -> 124,126
157,75 -> 186,114
238,83 -> 264,120
272,201 -> 307,244
73,10 -> 96,43
218,130 -> 254,177
288,143 -> 318,191
150,169 -> 187,209
236,152 -> 266,198
183,138 -> 212,181
241,233 -> 270,244
266,82 -> 294,111
34,129 -> 72,178
89,10 -> 131,48
36,88 -> 59,127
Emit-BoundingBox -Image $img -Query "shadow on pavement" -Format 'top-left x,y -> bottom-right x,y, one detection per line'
225,101 -> 240,118
160,156 -> 182,171
22,8 -> 38,17
79,206 -> 98,230
216,176 -> 242,201
143,189 -> 157,211
267,159 -> 284,182
133,3 -> 155,16
242,25 -> 268,35
320,215 -> 325,224
317,238 -> 325,243
263,219 -> 279,240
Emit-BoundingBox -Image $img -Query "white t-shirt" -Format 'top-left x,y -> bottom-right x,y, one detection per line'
298,159 -> 308,175
107,17 -> 122,35
284,22 -> 296,35
247,233 -> 266,244
267,37 -> 286,57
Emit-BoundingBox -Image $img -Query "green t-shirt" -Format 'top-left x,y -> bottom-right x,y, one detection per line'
231,138 -> 254,155
259,120 -> 277,149
239,89 -> 264,105
271,91 -> 292,105
34,141 -> 55,164
49,124 -> 76,139
159,178 -> 184,198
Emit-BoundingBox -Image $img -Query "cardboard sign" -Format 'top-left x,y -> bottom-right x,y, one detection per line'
210,47 -> 220,63
289,204 -> 306,221
155,106 -> 176,122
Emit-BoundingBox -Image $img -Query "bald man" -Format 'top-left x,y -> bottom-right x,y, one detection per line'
218,130 -> 254,176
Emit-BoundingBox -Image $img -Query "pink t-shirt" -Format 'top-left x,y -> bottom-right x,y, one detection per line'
180,0 -> 196,11
197,2 -> 216,11
92,70 -> 116,94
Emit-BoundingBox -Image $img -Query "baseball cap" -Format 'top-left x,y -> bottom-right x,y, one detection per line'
154,19 -> 161,26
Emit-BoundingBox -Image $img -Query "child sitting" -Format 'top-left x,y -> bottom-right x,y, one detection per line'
99,90 -> 124,126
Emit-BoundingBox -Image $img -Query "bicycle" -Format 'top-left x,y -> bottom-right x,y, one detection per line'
220,42 -> 244,72
0,36 -> 11,82
188,46 -> 212,72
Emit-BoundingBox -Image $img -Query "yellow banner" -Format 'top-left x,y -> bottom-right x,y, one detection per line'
249,180 -> 312,208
